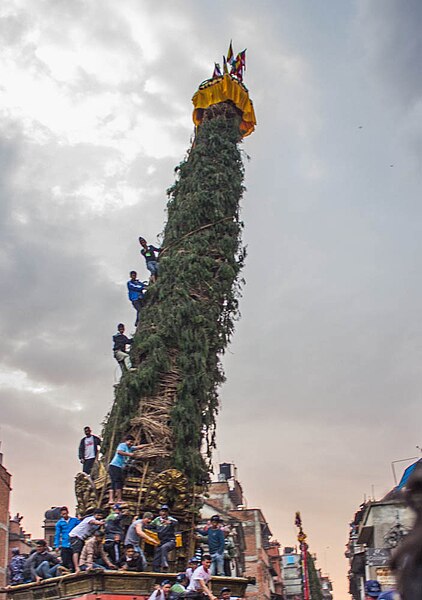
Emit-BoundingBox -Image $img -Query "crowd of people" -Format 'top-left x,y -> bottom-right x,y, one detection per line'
7,503 -> 236,599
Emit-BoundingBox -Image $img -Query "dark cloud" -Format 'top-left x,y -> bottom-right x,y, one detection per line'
1,3 -> 421,598
359,0 -> 422,106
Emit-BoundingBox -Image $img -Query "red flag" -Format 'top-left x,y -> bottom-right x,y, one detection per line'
232,53 -> 244,81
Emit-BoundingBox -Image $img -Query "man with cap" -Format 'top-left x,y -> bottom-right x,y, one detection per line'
198,515 -> 225,576
127,271 -> 146,327
170,573 -> 188,598
8,548 -> 26,585
219,588 -> 232,600
186,556 -> 199,581
365,580 -> 382,600
150,505 -> 179,572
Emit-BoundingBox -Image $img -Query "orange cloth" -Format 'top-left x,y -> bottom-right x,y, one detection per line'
192,74 -> 256,137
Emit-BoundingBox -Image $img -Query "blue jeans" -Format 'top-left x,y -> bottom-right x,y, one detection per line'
80,562 -> 106,571
147,261 -> 159,275
133,545 -> 147,570
152,540 -> 175,570
35,561 -> 60,579
210,552 -> 224,576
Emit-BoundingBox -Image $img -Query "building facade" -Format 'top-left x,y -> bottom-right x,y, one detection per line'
203,464 -> 283,600
346,497 -> 413,599
0,453 -> 11,597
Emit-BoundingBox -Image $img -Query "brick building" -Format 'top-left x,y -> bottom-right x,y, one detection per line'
0,451 -> 12,597
202,464 -> 283,600
8,514 -> 32,559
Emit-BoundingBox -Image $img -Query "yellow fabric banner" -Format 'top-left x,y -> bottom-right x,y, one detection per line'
192,74 -> 256,137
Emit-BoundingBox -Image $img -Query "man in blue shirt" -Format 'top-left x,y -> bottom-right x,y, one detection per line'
127,271 -> 146,327
198,515 -> 225,576
54,506 -> 79,571
108,434 -> 146,503
139,237 -> 161,283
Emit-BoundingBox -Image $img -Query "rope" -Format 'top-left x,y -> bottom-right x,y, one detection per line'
188,484 -> 197,560
159,216 -> 234,257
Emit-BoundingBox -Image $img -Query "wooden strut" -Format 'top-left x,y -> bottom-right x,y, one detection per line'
159,215 -> 234,258
98,400 -> 122,507
136,460 -> 150,516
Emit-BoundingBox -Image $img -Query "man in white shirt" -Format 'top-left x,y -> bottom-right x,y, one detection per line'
78,426 -> 101,475
69,509 -> 105,574
186,554 -> 217,600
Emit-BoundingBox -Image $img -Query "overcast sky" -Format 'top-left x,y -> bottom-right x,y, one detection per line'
1,1 -> 421,597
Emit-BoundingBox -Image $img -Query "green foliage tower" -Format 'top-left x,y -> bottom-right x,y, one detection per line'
76,72 -> 256,553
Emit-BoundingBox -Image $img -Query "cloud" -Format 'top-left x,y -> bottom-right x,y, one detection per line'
1,3 -> 422,597
358,0 -> 422,107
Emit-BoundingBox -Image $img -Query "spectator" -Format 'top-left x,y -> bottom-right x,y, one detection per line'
186,554 -> 216,600
8,548 -> 26,586
124,511 -> 157,570
104,504 -> 125,564
105,533 -> 124,566
139,237 -> 161,283
108,434 -> 146,503
79,530 -> 116,571
69,509 -> 105,574
105,504 -> 125,541
219,587 -> 233,600
24,540 -> 61,582
148,579 -> 172,599
118,544 -> 145,572
186,556 -> 199,581
113,324 -> 136,373
54,506 -> 79,571
150,505 -> 178,572
223,529 -> 235,576
78,426 -> 101,475
365,581 -> 382,600
127,271 -> 146,327
170,573 -> 188,598
198,515 -> 225,576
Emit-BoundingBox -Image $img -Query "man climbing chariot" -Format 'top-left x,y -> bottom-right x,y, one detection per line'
139,237 -> 161,282
113,323 -> 136,373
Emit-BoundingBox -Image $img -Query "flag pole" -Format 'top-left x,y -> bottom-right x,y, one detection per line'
295,512 -> 310,600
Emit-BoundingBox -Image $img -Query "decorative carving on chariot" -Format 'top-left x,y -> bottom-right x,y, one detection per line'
145,468 -> 191,511
75,472 -> 98,516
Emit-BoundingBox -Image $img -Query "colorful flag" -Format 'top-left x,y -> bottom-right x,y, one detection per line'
232,53 -> 244,81
212,63 -> 222,78
230,54 -> 239,75
223,56 -> 228,74
227,40 -> 234,65
239,49 -> 246,70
